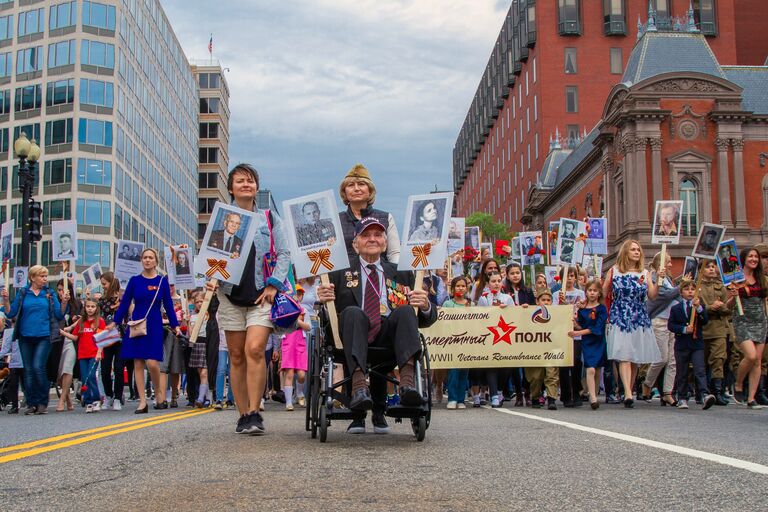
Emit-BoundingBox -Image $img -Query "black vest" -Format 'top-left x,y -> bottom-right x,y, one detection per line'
339,206 -> 390,263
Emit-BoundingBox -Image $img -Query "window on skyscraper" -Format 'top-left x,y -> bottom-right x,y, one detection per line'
14,84 -> 42,111
0,52 -> 10,78
199,97 -> 219,114
78,118 -> 113,146
82,1 -> 116,31
0,14 -> 12,40
47,39 -> 76,68
77,158 -> 112,186
79,78 -> 114,107
49,2 -> 77,31
0,129 -> 7,153
81,40 -> 115,68
44,118 -> 73,146
46,78 -> 75,106
16,46 -> 42,75
17,8 -> 44,37
77,198 -> 111,227
199,147 -> 218,164
199,122 -> 218,139
44,159 -> 72,186
0,90 -> 10,114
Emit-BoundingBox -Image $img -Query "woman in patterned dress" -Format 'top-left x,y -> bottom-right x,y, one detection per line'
602,240 -> 664,408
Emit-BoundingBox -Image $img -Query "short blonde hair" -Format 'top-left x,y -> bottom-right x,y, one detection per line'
339,164 -> 377,206
616,239 -> 645,273
28,265 -> 48,279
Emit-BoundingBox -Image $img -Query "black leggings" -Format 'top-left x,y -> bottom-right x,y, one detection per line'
3,368 -> 23,407
559,340 -> 583,403
100,343 -> 125,401
487,368 -> 511,397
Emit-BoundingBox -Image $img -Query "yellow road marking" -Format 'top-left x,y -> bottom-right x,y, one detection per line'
0,410 -> 193,454
0,409 -> 212,464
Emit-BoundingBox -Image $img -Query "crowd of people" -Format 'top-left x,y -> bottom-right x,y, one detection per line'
1,161 -> 766,440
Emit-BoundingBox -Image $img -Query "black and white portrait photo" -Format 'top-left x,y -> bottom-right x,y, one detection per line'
465,226 -> 480,251
408,198 -> 447,243
292,199 -> 337,247
175,249 -> 192,276
51,220 -> 78,262
13,267 -> 28,288
398,192 -> 454,271
560,219 -> 579,240
692,223 -> 725,259
114,239 -> 145,286
56,233 -> 75,259
83,263 -> 102,289
196,202 -> 259,285
559,238 -> 576,264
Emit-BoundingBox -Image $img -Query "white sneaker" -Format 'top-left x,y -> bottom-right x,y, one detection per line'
104,397 -> 113,409
112,400 -> 122,411
446,401 -> 458,409
260,398 -> 265,411
85,404 -> 94,413
92,401 -> 101,412
286,403 -> 294,411
457,402 -> 466,409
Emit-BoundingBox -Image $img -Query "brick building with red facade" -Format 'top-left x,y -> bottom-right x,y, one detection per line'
452,0 -> 768,240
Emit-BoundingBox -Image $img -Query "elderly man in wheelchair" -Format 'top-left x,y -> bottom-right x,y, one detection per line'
316,217 -> 437,434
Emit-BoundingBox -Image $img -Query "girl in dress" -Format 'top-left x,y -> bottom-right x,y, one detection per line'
569,279 -> 607,410
278,286 -> 311,411
556,266 -> 586,407
602,240 -> 664,408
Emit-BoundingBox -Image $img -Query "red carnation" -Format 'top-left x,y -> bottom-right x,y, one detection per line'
554,276 -> 561,282
729,256 -> 738,262
80,385 -> 88,392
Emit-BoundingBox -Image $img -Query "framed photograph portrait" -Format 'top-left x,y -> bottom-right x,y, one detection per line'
582,254 -> 603,279
51,220 -> 78,262
585,218 -> 608,255
716,239 -> 744,285
651,200 -> 684,245
13,266 -> 28,288
282,190 -> 349,280
82,263 -> 102,289
196,202 -> 259,285
682,256 -> 699,281
465,226 -> 481,252
556,218 -> 586,265
0,220 -> 13,263
164,246 -> 196,290
559,218 -> 580,240
547,221 -> 559,265
544,266 -> 559,289
692,223 -> 725,260
115,240 -> 145,287
508,237 -> 522,261
399,192 -> 454,271
447,217 -> 465,258
519,231 -> 544,265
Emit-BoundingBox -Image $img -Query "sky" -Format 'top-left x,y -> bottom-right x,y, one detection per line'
161,0 -> 509,226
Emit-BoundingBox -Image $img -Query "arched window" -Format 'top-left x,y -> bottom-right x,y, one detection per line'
680,179 -> 698,236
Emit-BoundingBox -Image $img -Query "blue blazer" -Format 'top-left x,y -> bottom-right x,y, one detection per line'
667,301 -> 708,350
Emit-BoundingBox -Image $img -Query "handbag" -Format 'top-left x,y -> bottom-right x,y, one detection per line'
127,276 -> 164,338
261,210 -> 301,329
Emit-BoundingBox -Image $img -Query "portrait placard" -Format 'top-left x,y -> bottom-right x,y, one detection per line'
508,237 -> 522,261
82,263 -> 102,289
282,190 -> 349,279
465,225 -> 481,261
547,221 -> 559,265
582,254 -> 603,280
13,266 -> 28,288
398,192 -> 454,271
51,220 -> 78,262
544,266 -> 559,289
519,231 -> 544,265
114,240 -> 145,288
585,218 -> 608,255
195,202 -> 259,285
556,218 -> 586,266
165,245 -> 195,290
692,223 -> 725,260
0,220 -> 13,263
651,200 -> 684,245
447,217 -> 465,258
682,256 -> 698,280
716,239 -> 744,286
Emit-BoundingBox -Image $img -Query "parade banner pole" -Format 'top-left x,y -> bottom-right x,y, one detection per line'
62,261 -> 69,296
688,271 -> 706,328
320,273 -> 342,350
180,290 -> 189,325
189,279 -> 216,344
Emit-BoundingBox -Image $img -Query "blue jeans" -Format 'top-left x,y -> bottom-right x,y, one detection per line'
79,358 -> 100,405
18,336 -> 52,407
215,350 -> 234,402
446,369 -> 469,403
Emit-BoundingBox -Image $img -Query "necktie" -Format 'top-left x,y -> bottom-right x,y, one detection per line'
364,264 -> 381,344
225,236 -> 232,252
686,301 -> 691,319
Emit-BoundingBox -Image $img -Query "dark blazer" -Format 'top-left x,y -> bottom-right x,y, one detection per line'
326,258 -> 437,329
208,230 -> 244,255
667,301 -> 709,350
502,283 -> 536,306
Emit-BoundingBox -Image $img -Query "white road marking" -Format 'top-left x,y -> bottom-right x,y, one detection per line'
492,407 -> 768,475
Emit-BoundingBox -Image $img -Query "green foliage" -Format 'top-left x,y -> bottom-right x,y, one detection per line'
465,212 -> 512,241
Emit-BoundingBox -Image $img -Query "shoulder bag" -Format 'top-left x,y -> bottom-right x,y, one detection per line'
127,276 -> 164,338
262,211 -> 301,330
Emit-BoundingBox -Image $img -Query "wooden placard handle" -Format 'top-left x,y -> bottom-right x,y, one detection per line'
688,271 -> 705,328
320,273 -> 342,350
413,270 -> 424,314
189,278 -> 217,344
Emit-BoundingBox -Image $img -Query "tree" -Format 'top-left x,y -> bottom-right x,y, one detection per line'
465,212 -> 512,241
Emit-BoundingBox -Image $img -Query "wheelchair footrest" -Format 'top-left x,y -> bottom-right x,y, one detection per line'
327,407 -> 366,420
385,404 -> 427,419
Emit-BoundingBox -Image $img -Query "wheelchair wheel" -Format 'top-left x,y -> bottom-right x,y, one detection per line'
319,404 -> 328,443
305,337 -> 315,432
411,416 -> 426,442
420,336 -> 432,430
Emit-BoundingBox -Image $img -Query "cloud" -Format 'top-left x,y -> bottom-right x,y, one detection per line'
161,0 -> 507,224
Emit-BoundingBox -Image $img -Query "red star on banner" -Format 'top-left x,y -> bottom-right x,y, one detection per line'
487,316 -> 517,345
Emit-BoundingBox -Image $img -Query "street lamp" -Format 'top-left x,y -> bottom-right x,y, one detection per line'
14,132 -> 41,266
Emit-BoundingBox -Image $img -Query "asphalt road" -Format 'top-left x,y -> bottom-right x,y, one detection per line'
2,398 -> 767,511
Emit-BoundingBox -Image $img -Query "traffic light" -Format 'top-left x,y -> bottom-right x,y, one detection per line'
29,200 -> 42,243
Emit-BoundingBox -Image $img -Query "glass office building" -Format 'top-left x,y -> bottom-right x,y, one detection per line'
0,0 -> 198,279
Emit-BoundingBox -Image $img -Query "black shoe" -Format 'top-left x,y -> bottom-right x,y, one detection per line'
235,414 -> 249,434
733,389 -> 747,404
590,401 -> 599,410
573,399 -> 584,407
153,401 -> 168,410
399,386 -> 423,407
134,404 -> 148,414
24,406 -> 37,415
563,400 -> 574,408
34,405 -> 48,415
346,418 -> 366,434
624,397 -> 635,408
170,399 -> 178,408
350,388 -> 373,411
547,398 -> 557,410
7,405 -> 18,414
247,411 -> 266,435
372,412 -> 390,434
756,376 -> 768,405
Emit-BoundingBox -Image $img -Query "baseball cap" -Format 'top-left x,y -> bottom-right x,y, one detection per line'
354,217 -> 385,237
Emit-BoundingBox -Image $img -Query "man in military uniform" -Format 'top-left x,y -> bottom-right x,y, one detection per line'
296,201 -> 336,246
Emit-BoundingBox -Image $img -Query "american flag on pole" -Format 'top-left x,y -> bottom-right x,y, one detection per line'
208,34 -> 213,55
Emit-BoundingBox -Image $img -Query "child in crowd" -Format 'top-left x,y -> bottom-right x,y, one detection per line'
443,276 -> 472,410
189,292 -> 213,408
699,260 -> 732,405
502,262 -> 535,406
213,321 -> 235,410
569,279 -> 607,410
534,273 -> 549,295
555,266 -> 586,407
477,271 -> 514,408
279,286 -> 311,411
667,279 -> 715,410
61,298 -> 106,413
525,289 -> 560,410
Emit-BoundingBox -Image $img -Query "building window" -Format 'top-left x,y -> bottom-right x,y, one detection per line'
0,89 -> 10,115
198,197 -> 217,214
44,158 -> 72,185
77,239 -> 110,268
46,78 -> 75,106
77,158 -> 112,186
566,124 -> 579,142
199,73 -> 220,89
680,179 -> 698,236
44,118 -> 73,146
17,8 -> 44,37
0,52 -> 10,78
79,78 -> 113,107
47,39 -> 76,69
76,198 -> 111,227
80,40 -> 115,68
653,0 -> 672,29
564,47 -> 577,74
693,0 -> 716,35
78,118 -> 113,146
610,48 -> 623,74
49,1 -> 77,31
43,198 -> 71,223
199,147 -> 218,164
565,86 -> 578,113
0,14 -> 12,41
198,172 -> 218,189
82,1 -> 116,31
16,46 -> 42,75
603,0 -> 626,35
557,0 -> 581,35
14,84 -> 42,112
0,129 -> 7,153
199,97 -> 219,114
199,122 -> 219,139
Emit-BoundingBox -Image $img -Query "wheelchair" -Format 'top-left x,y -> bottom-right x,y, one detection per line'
305,307 -> 432,443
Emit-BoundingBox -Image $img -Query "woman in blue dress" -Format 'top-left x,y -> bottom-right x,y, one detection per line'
602,240 -> 664,408
108,248 -> 181,414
